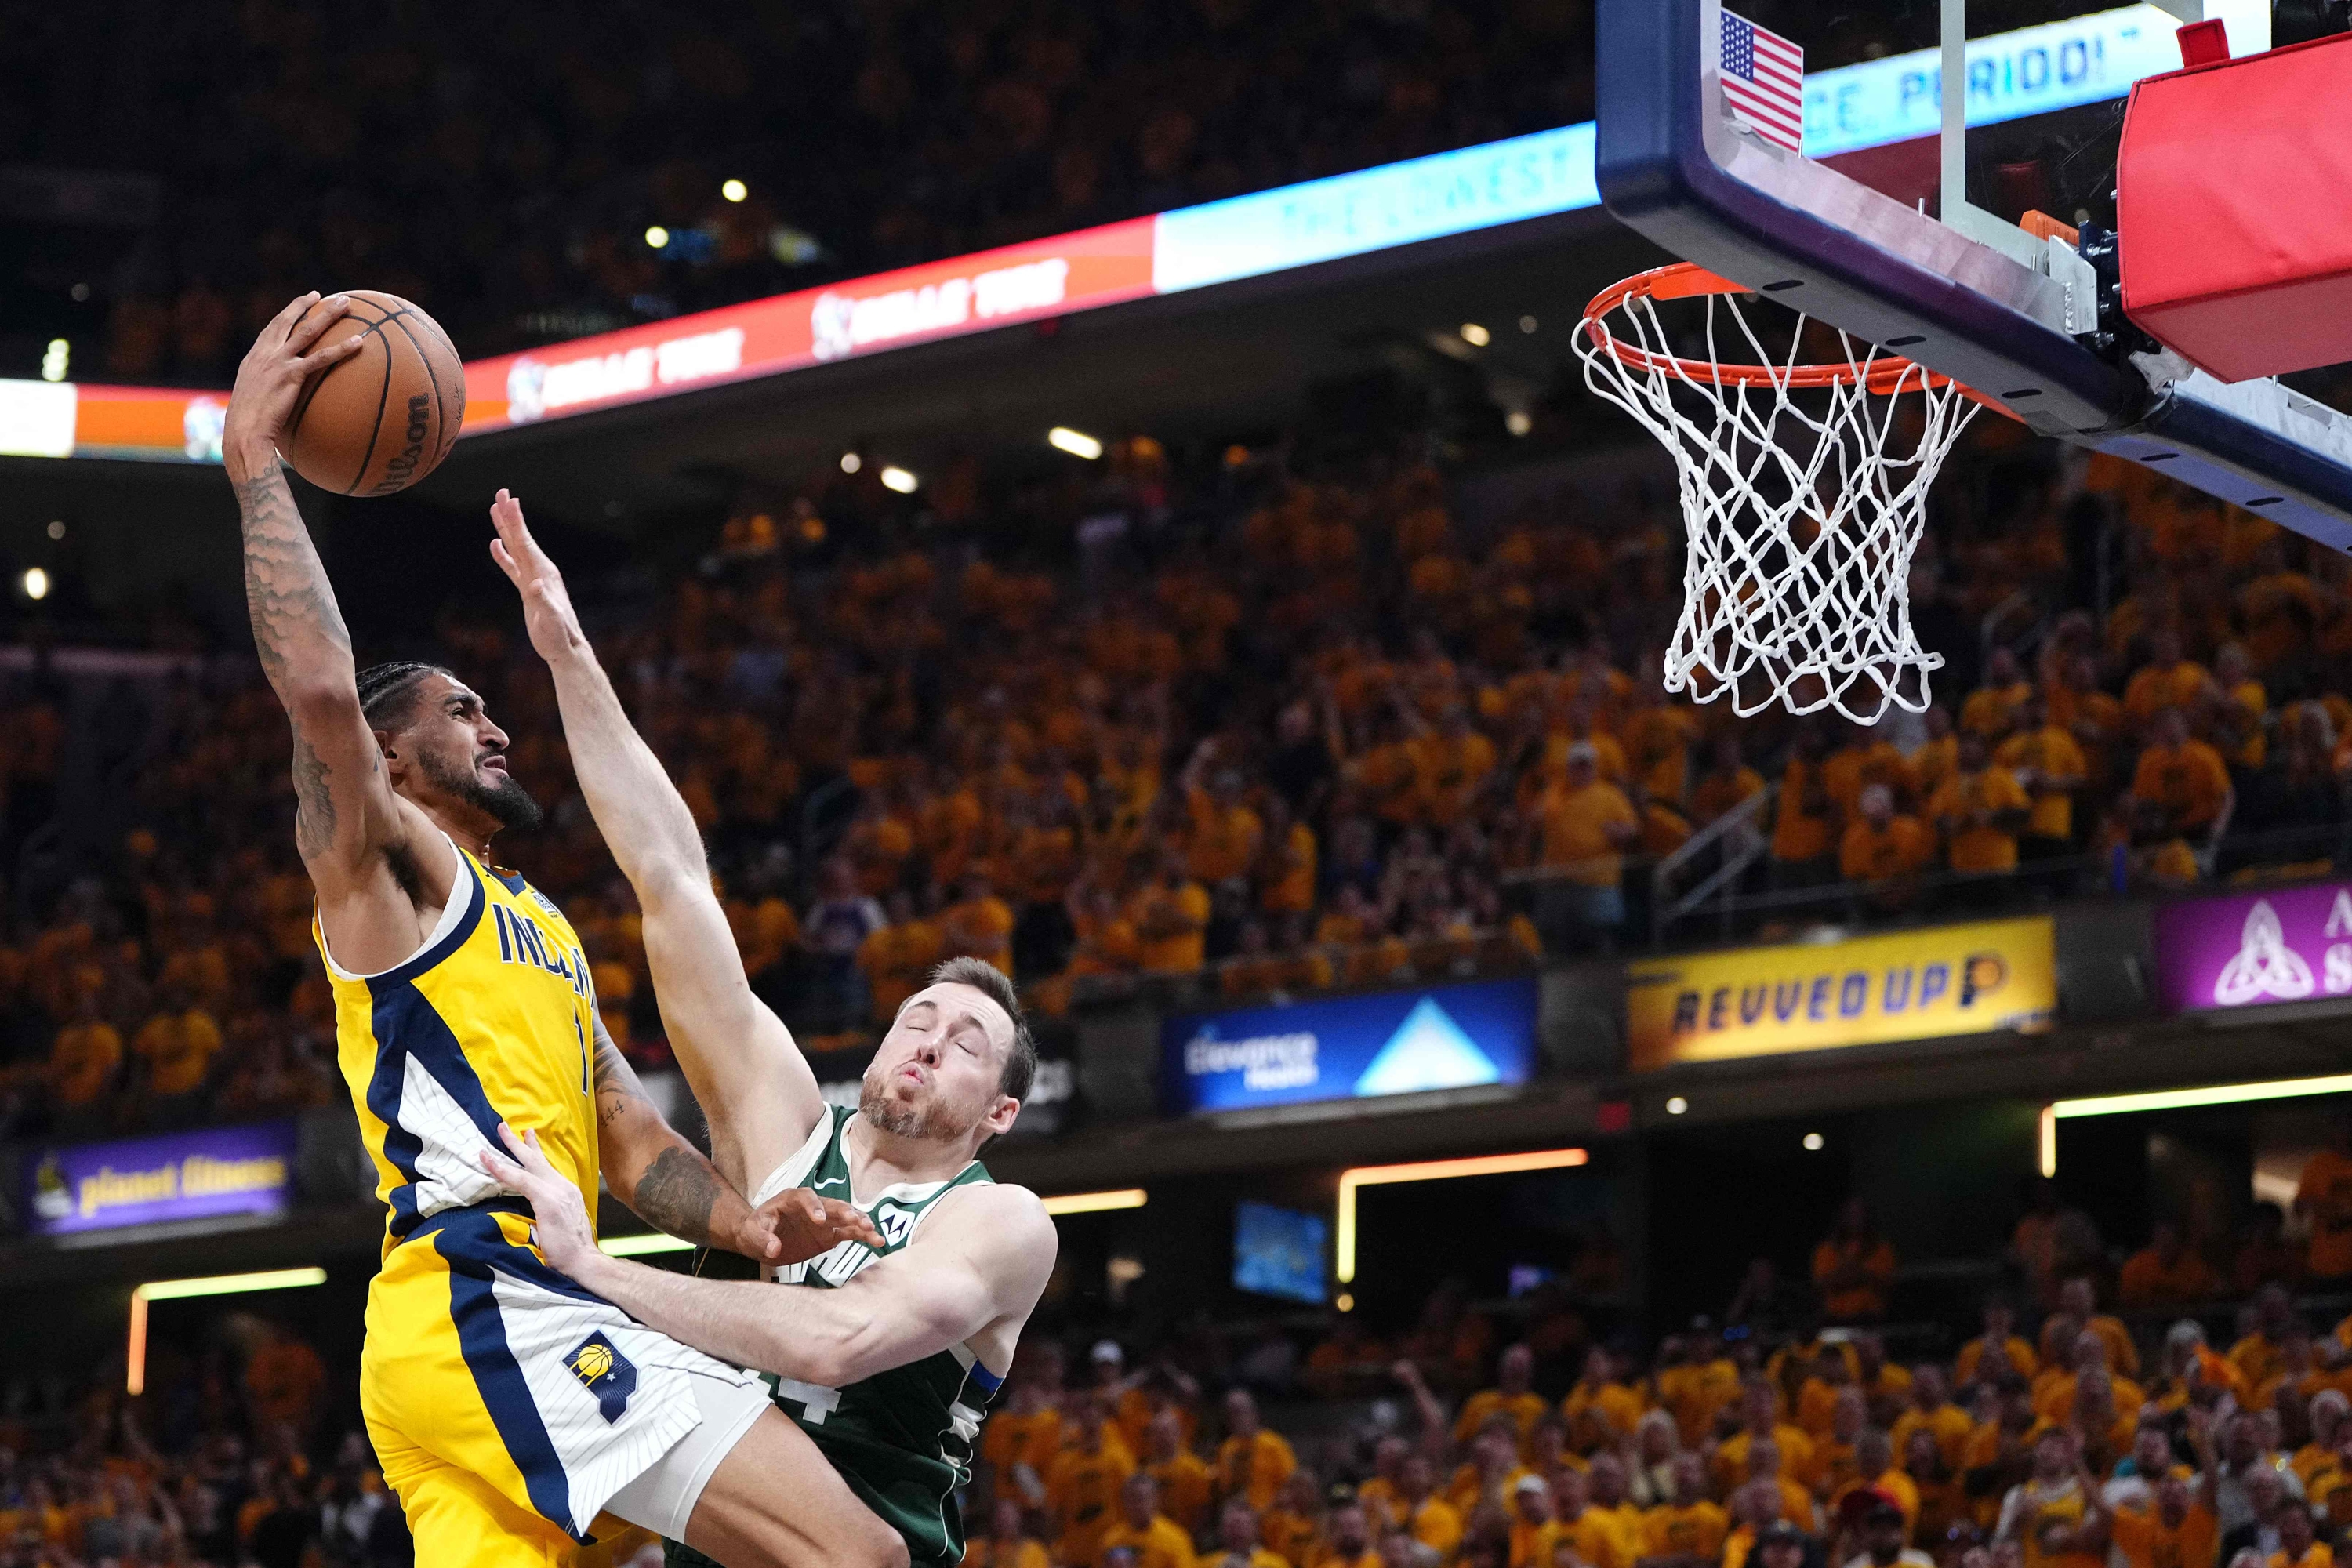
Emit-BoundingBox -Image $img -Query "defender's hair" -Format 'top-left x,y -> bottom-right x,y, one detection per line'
929,955 -> 1036,1102
355,661 -> 456,730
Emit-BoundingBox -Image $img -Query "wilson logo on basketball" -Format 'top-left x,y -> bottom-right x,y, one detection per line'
368,395 -> 434,495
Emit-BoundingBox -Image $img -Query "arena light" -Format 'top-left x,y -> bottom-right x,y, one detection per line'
2051,1073 -> 2352,1119
1519,315 -> 1539,334
127,1267 -> 327,1395
601,1231 -> 695,1257
1665,1096 -> 1689,1116
1459,322 -> 1491,347
1336,1147 -> 1586,1283
1042,1188 -> 1147,1217
1802,1131 -> 1826,1151
720,179 -> 748,203
2039,1105 -> 2059,1178
879,466 -> 918,494
644,225 -> 671,249
21,568 -> 49,601
1047,426 -> 1103,460
40,339 -> 68,383
839,451 -> 862,474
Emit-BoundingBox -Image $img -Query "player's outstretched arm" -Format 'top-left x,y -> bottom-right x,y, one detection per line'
486,1123 -> 1054,1385
227,295 -> 457,945
485,490 -> 822,1189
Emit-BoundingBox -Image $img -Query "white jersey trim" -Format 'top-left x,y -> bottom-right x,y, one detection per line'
750,1109 -> 840,1210
318,832 -> 472,982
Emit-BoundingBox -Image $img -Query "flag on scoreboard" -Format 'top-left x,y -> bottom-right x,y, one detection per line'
1719,9 -> 1805,154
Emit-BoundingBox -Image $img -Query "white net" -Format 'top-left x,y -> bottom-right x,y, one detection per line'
1577,270 -> 1982,724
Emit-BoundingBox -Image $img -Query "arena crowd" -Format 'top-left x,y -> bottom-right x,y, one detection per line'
9,1165 -> 2352,1568
5,408 -> 2352,1138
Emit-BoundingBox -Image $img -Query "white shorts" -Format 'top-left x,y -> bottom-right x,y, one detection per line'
604,1363 -> 774,1541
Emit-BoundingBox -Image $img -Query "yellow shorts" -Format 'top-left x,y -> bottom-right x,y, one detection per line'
361,1202 -> 754,1567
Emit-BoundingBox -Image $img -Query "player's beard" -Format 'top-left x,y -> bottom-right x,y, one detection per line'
417,744 -> 544,831
858,1073 -> 967,1142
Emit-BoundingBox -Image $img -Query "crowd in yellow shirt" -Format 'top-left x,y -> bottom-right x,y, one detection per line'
973,1240 -> 2352,1568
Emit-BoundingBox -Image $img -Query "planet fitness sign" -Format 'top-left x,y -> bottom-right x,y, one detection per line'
2151,881 -> 2352,1014
26,1120 -> 298,1236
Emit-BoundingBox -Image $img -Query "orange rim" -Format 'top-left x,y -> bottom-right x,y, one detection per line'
1581,262 -> 2016,415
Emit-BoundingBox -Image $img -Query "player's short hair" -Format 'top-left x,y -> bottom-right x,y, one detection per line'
929,955 -> 1035,1102
356,661 -> 456,730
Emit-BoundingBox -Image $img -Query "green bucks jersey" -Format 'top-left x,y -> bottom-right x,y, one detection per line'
666,1105 -> 1003,1568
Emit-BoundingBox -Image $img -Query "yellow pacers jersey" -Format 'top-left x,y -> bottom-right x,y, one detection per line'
314,839 -> 753,1561
318,841 -> 602,1253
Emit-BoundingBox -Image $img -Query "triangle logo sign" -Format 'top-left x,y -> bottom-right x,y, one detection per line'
1353,996 -> 1501,1098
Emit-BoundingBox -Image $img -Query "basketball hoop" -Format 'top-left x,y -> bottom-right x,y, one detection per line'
1577,262 -> 2011,724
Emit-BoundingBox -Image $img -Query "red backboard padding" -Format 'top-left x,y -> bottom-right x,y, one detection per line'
2118,30 -> 2352,383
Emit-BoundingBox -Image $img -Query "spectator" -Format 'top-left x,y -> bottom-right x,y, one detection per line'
1207,1498 -> 1287,1568
2120,1220 -> 2223,1306
1641,1452 -> 1730,1568
1839,1492 -> 1933,1568
1692,735 -> 1766,826
1561,1348 -> 1644,1446
1142,1406 -> 1214,1539
2130,706 -> 2233,842
2296,1120 -> 2352,1290
1839,786 -> 1932,911
1991,1428 -> 2104,1568
1321,1502 -> 1381,1568
1930,733 -> 2032,884
47,989 -> 124,1135
1215,1390 -> 1297,1515
1095,1472 -> 1192,1568
801,856 -> 887,1025
1531,742 -> 1636,953
967,1497 -> 1051,1568
1772,725 -> 1838,890
1049,1396 -> 1137,1566
1813,1200 -> 1900,1323
1994,694 -> 2088,866
131,982 -> 223,1127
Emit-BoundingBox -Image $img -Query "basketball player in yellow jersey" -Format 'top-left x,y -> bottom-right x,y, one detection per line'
227,295 -> 899,1568
471,492 -> 1058,1568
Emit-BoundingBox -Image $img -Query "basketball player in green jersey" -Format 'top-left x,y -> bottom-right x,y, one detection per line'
471,490 -> 1057,1568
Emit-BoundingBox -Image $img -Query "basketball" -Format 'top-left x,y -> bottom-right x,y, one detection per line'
281,290 -> 465,497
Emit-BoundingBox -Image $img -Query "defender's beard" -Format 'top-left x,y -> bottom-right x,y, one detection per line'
419,747 -> 544,831
858,1073 -> 966,1141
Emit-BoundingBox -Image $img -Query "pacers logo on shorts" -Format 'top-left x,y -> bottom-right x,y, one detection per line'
565,1331 -> 637,1424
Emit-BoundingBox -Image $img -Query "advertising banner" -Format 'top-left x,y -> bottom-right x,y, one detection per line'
1161,975 -> 1539,1116
2151,880 -> 2352,1014
27,1120 -> 299,1236
1625,916 -> 2056,1071
459,217 -> 1157,434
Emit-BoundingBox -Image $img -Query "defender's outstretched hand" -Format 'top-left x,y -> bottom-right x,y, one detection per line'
480,1122 -> 599,1276
223,292 -> 367,482
488,489 -> 587,662
746,1185 -> 884,1265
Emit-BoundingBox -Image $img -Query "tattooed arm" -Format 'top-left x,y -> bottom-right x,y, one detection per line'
589,1016 -> 877,1265
225,294 -> 456,961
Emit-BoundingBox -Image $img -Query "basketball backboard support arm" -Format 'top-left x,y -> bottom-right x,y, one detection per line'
1595,0 -> 2352,554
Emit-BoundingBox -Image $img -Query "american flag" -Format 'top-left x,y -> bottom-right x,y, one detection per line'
1720,9 -> 1805,154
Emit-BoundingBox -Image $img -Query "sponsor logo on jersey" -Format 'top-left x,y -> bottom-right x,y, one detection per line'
565,1331 -> 637,1423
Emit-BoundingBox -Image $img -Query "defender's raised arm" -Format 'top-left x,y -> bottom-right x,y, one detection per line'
486,490 -> 824,1190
